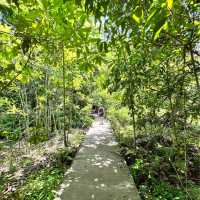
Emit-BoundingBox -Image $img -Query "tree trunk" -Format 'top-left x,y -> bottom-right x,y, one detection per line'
62,44 -> 67,147
131,106 -> 136,149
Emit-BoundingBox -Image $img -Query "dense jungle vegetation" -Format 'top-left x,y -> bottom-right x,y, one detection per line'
0,0 -> 200,199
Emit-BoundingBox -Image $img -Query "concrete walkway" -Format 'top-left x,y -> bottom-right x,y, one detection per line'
55,118 -> 141,200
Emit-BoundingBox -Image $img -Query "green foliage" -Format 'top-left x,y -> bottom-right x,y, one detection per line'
28,127 -> 49,145
91,89 -> 111,109
71,106 -> 94,128
0,113 -> 23,140
19,157 -> 33,168
16,167 -> 64,200
109,106 -> 200,200
0,0 -> 200,199
0,174 -> 8,193
108,106 -> 131,127
54,147 -> 77,167
149,181 -> 185,200
129,134 -> 199,200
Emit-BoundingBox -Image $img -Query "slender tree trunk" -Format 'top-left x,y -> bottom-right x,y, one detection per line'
19,86 -> 30,153
131,106 -> 136,149
19,87 -> 29,135
189,44 -> 200,91
45,72 -> 50,137
169,95 -> 177,143
52,107 -> 57,132
62,44 -> 67,147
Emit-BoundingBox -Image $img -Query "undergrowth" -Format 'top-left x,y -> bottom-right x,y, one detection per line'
0,134 -> 82,200
15,167 -> 64,200
108,107 -> 200,200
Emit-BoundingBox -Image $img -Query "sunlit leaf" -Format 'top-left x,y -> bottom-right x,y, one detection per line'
145,9 -> 158,26
132,14 -> 140,24
166,0 -> 173,10
154,20 -> 168,40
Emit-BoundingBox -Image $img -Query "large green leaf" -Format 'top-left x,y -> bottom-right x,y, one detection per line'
132,14 -> 140,24
154,20 -> 168,40
166,0 -> 173,10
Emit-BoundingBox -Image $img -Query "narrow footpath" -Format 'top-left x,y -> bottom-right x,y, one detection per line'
55,118 -> 141,200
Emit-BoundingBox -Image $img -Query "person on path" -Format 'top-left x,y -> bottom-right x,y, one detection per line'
98,107 -> 105,124
98,107 -> 104,117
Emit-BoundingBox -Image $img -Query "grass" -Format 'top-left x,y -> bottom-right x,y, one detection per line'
15,167 -> 64,200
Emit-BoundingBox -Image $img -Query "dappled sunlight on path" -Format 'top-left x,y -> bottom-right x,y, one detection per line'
55,118 -> 141,200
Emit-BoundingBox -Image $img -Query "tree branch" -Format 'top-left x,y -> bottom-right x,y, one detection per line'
0,47 -> 34,94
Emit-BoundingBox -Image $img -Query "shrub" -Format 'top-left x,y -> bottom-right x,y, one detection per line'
54,147 -> 77,168
16,167 -> 64,200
